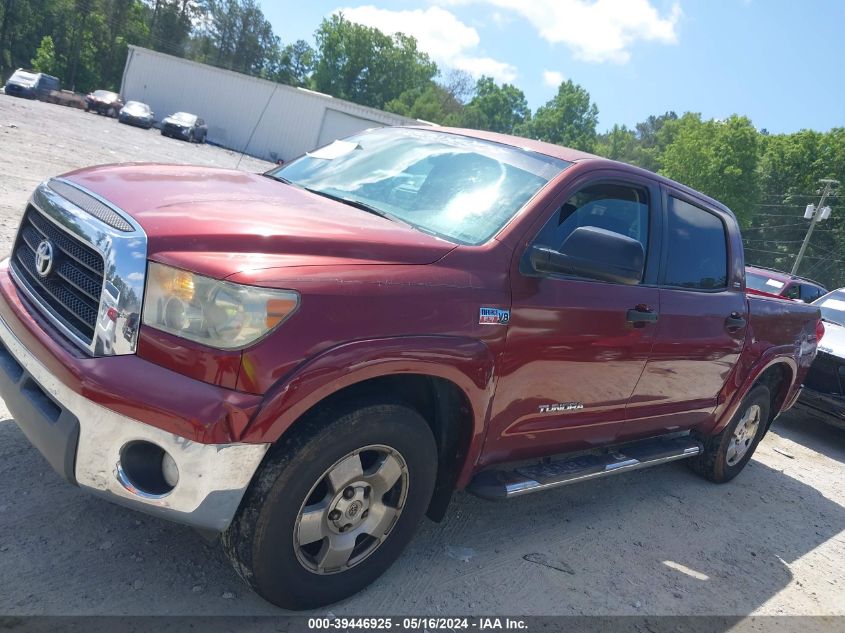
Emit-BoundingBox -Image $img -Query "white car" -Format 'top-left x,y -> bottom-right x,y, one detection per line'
796,288 -> 845,429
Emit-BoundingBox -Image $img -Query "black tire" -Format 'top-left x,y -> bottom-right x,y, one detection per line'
688,385 -> 770,483
223,401 -> 437,610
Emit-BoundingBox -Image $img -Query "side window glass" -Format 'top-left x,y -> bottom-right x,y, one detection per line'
783,284 -> 800,300
800,284 -> 822,302
663,196 -> 727,290
534,183 -> 650,255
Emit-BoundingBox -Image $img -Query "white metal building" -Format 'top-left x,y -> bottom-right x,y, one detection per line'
120,46 -> 428,162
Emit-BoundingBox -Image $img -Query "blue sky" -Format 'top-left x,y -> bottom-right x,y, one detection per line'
260,0 -> 843,134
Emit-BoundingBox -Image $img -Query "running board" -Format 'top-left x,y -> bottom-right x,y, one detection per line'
468,436 -> 702,500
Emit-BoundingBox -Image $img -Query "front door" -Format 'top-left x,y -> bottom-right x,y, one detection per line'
482,174 -> 662,466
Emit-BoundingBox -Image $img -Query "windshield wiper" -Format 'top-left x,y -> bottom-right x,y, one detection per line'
263,172 -> 291,184
300,187 -> 403,224
264,176 -> 418,229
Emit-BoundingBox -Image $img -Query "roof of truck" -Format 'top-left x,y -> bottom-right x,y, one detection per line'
746,265 -> 827,289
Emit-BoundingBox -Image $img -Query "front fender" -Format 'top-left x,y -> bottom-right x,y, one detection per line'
240,336 -> 497,478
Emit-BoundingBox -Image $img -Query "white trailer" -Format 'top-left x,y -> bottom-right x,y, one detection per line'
120,46 -> 429,162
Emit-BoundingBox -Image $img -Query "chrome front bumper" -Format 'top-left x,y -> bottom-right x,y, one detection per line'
0,313 -> 269,531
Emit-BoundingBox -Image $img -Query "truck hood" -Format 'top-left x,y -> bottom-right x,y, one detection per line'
60,164 -> 456,279
818,320 -> 845,358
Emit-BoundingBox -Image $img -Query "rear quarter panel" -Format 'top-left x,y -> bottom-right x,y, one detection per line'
709,295 -> 820,435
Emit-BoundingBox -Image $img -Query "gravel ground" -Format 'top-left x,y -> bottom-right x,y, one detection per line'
0,96 -> 843,618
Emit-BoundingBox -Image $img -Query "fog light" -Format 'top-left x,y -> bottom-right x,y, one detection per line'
162,452 -> 179,487
118,441 -> 177,497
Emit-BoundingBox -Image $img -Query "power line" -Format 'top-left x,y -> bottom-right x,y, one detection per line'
792,179 -> 839,274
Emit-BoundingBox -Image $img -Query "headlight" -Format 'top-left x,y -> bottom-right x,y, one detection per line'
142,262 -> 299,349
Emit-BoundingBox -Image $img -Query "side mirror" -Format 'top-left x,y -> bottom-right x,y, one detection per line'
529,226 -> 645,285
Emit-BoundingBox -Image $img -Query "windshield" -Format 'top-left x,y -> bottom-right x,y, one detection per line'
9,70 -> 37,85
94,90 -> 118,99
746,271 -> 786,294
814,291 -> 845,327
124,101 -> 150,113
269,128 -> 570,245
171,112 -> 197,124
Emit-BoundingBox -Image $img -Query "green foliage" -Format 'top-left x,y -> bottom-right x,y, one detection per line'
659,114 -> 760,226
312,13 -> 437,110
384,82 -> 462,125
31,35 -> 58,75
459,76 -> 529,134
273,40 -> 315,87
517,79 -> 599,152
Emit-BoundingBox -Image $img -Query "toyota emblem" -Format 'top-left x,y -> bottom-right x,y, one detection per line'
34,240 -> 55,277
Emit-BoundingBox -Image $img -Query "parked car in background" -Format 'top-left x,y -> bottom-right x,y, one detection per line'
43,89 -> 86,110
160,112 -> 207,143
745,265 -> 827,303
795,289 -> 845,430
118,100 -> 155,129
85,90 -> 123,117
3,69 -> 59,100
0,126 -> 823,610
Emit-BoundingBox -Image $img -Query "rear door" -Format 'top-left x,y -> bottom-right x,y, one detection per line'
621,186 -> 748,440
483,171 -> 662,465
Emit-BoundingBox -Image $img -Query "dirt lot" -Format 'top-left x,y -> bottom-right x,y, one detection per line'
0,96 -> 843,618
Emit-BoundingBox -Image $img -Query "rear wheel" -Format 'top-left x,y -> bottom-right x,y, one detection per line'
223,401 -> 437,610
688,385 -> 770,483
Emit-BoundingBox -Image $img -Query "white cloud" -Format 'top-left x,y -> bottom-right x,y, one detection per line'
436,0 -> 681,63
542,70 -> 565,87
335,5 -> 518,82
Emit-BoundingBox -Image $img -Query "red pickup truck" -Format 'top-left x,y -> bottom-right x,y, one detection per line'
0,127 -> 823,609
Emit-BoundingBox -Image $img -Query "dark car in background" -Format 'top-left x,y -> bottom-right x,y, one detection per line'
745,265 -> 827,303
3,69 -> 59,100
85,90 -> 124,117
118,100 -> 155,129
160,111 -> 207,143
796,289 -> 845,430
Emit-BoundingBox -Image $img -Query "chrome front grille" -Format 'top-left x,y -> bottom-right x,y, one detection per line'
8,179 -> 148,356
12,206 -> 104,342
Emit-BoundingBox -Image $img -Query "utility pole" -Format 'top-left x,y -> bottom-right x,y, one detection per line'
791,178 -> 839,275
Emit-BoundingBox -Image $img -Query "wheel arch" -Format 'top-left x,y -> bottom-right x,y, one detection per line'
713,355 -> 797,436
243,336 -> 498,519
754,362 -> 794,430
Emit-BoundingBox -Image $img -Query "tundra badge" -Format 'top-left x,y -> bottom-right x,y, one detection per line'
538,402 -> 584,413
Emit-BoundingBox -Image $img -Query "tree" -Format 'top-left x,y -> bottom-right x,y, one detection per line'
518,79 -> 599,152
190,0 -> 277,75
459,76 -> 529,134
31,35 -> 58,75
312,14 -> 437,109
385,82 -> 462,125
274,39 -> 314,87
595,124 -> 638,163
660,114 -> 760,226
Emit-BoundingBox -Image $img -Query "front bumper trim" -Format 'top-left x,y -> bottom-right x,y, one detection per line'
0,311 -> 269,531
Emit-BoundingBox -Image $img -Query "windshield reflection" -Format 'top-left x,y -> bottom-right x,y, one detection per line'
269,128 -> 570,245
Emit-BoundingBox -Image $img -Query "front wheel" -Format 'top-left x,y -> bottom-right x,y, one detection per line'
223,402 -> 437,610
688,385 -> 770,483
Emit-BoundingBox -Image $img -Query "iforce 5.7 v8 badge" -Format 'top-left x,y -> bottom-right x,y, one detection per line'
479,307 -> 510,325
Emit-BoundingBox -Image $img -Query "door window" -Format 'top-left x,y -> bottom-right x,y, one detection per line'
533,182 -> 650,282
800,284 -> 825,302
783,284 -> 800,300
663,196 -> 728,290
